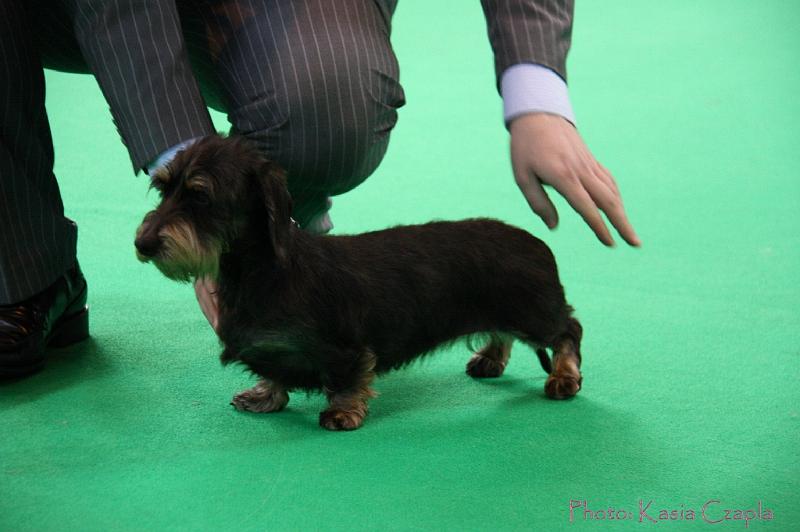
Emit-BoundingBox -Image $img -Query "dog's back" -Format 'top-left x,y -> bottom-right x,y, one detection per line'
224,218 -> 572,376
324,219 -> 571,370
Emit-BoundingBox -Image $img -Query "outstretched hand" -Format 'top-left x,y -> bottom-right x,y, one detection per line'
509,113 -> 640,247
194,115 -> 639,334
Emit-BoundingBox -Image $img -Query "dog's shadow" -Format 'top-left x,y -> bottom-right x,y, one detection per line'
371,368 -> 550,418
352,367 -> 651,468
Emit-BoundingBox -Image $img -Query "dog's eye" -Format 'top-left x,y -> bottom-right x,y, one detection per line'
193,190 -> 211,206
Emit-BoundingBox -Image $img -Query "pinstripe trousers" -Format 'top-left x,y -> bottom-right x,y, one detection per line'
0,0 -> 79,306
0,0 -> 405,304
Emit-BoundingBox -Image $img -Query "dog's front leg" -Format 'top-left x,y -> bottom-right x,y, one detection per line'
231,378 -> 289,413
467,335 -> 512,378
319,349 -> 377,431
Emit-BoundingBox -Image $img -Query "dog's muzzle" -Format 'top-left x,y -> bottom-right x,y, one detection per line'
135,212 -> 220,282
135,213 -> 162,261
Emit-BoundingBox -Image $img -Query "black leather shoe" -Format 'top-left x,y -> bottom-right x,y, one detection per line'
0,263 -> 89,378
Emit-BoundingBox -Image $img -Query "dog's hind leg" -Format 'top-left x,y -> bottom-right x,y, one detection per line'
231,378 -> 289,413
319,349 -> 377,431
544,318 -> 583,400
466,334 -> 511,378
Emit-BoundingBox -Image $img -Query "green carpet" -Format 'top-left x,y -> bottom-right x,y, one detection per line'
2,1 -> 798,530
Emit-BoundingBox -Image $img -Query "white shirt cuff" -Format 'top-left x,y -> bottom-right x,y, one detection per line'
501,63 -> 576,127
146,137 -> 203,175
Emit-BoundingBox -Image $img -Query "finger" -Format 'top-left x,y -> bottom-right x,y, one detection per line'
517,171 -> 559,229
591,163 -> 641,246
195,288 -> 213,322
595,161 -> 620,196
511,155 -> 559,228
574,151 -> 639,246
195,276 -> 221,332
574,147 -> 619,198
205,280 -> 221,331
555,175 -> 615,246
210,309 -> 219,333
581,169 -> 641,247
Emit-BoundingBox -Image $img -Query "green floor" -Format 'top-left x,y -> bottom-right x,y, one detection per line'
2,1 -> 798,530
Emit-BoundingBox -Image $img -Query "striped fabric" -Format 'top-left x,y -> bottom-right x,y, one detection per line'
176,0 -> 406,224
481,0 -> 574,85
0,0 -> 572,304
0,0 -> 78,304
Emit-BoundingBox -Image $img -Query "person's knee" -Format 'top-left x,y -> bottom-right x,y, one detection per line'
233,58 -> 404,195
289,62 -> 404,189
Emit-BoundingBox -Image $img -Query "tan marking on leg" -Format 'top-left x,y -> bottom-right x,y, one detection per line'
319,350 -> 377,431
231,379 -> 289,413
466,336 -> 512,378
545,338 -> 582,399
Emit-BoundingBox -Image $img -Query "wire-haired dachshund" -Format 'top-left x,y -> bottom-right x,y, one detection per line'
135,135 -> 583,431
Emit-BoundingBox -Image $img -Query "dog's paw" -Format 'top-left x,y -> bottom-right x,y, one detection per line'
319,408 -> 364,431
467,340 -> 510,378
466,353 -> 506,378
231,382 -> 289,413
544,372 -> 582,399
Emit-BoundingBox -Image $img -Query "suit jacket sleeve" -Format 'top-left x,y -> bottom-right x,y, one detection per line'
61,0 -> 214,172
480,0 -> 574,89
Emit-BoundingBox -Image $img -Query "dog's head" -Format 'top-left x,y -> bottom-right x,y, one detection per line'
134,135 -> 292,282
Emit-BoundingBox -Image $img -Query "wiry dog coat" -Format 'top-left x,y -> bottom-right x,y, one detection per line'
135,135 -> 584,430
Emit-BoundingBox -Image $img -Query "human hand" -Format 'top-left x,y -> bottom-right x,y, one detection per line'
194,276 -> 220,334
509,113 -> 641,247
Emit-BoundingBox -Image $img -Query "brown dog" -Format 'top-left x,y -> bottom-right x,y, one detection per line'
135,135 -> 583,431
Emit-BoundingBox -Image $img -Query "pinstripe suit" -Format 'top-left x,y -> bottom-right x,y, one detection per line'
0,0 -> 573,305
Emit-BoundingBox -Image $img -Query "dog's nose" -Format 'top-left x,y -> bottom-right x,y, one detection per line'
135,234 -> 162,258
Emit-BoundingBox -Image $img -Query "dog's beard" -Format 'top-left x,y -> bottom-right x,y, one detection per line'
139,221 -> 221,283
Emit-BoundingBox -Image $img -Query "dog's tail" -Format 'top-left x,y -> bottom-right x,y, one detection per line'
535,348 -> 553,374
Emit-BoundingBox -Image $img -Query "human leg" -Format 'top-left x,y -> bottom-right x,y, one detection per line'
183,0 -> 406,226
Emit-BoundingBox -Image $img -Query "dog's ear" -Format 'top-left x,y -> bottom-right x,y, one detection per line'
254,160 -> 293,265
